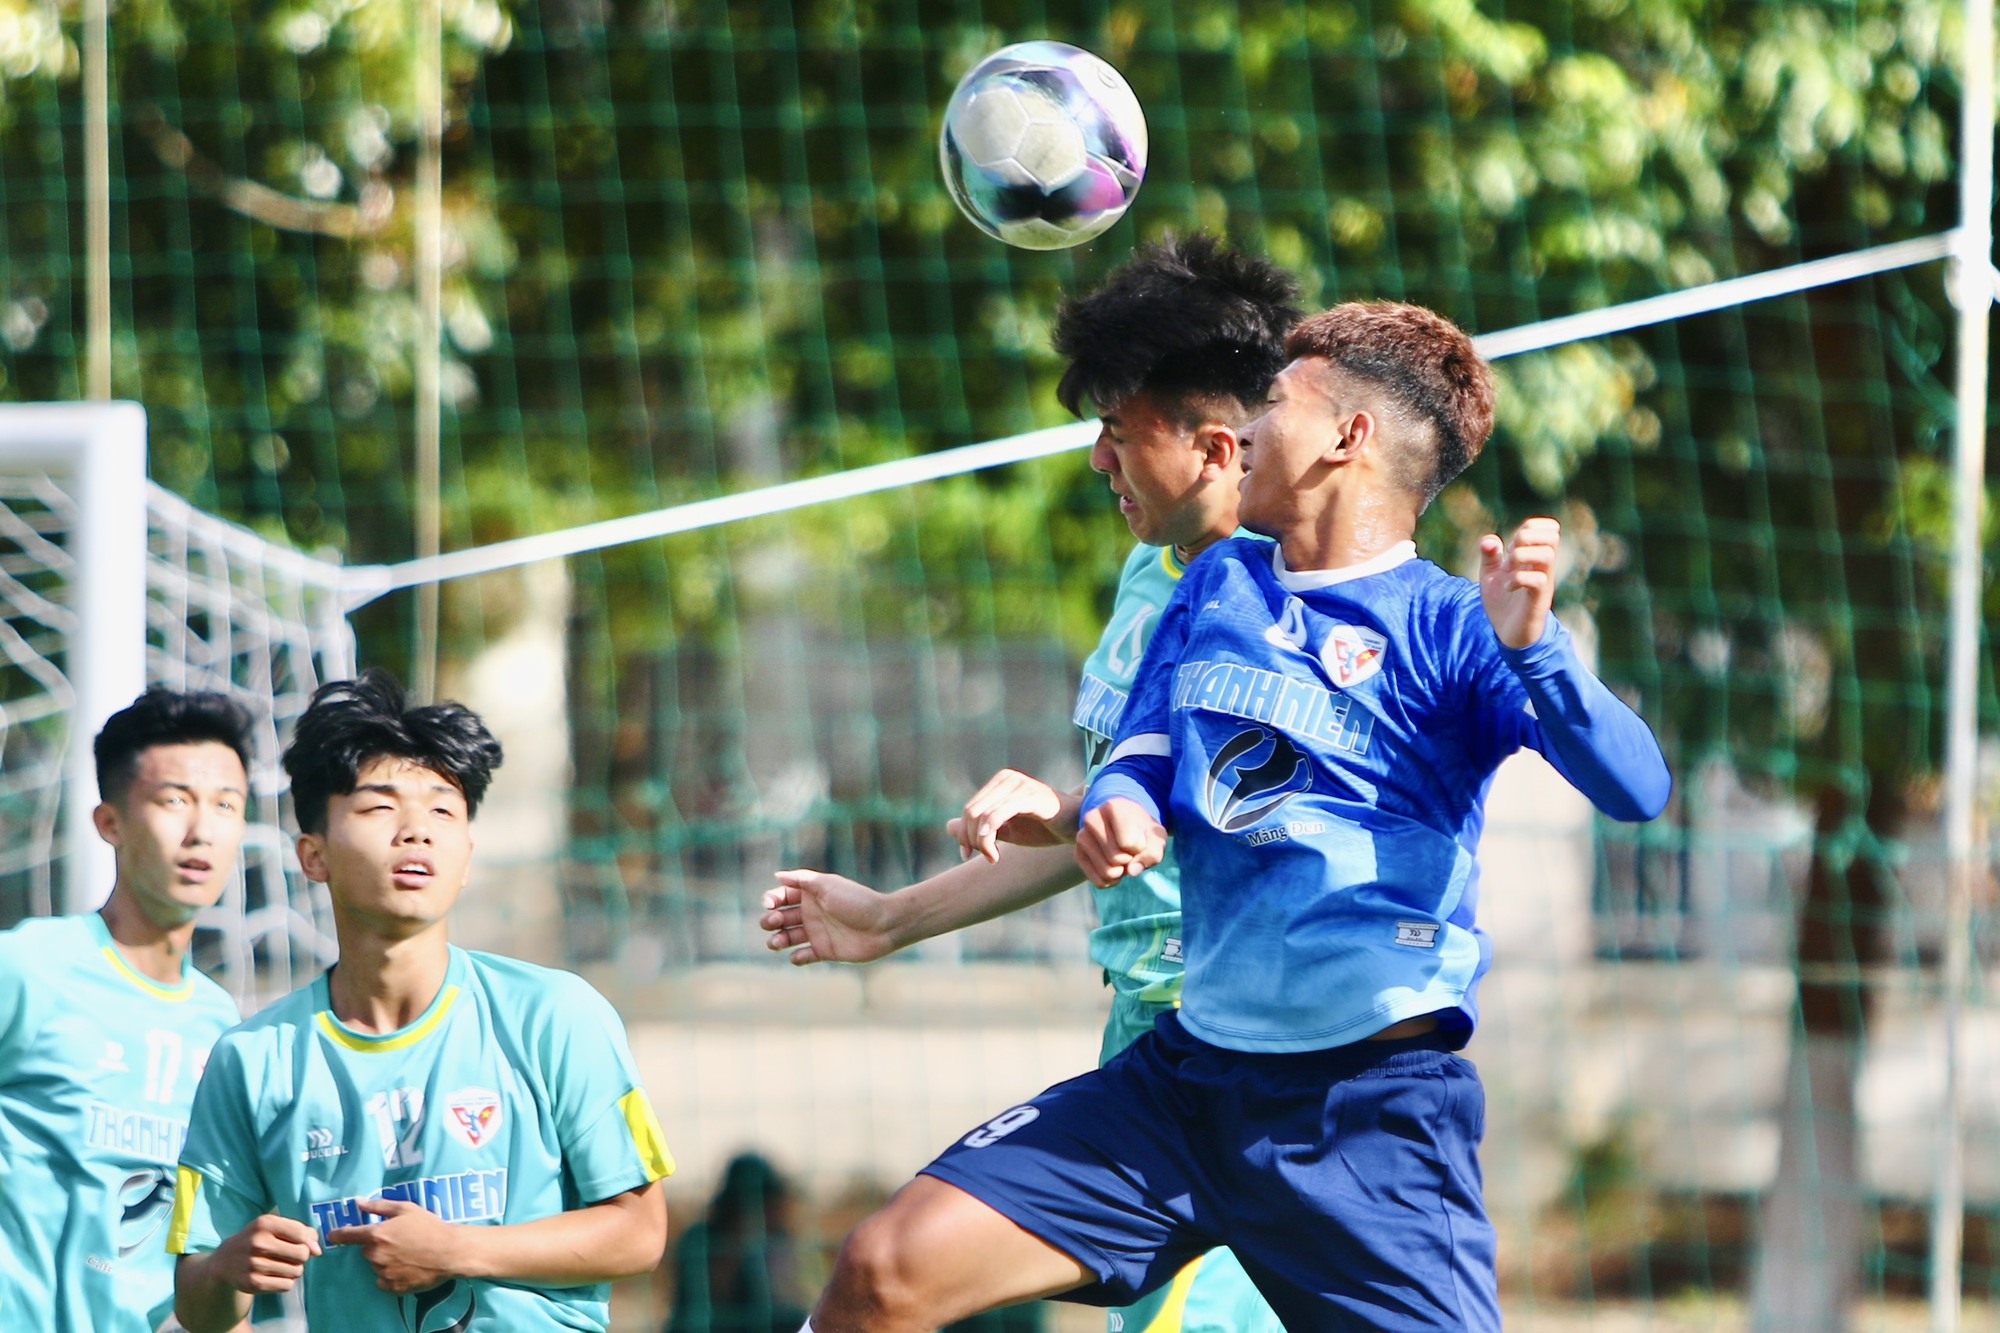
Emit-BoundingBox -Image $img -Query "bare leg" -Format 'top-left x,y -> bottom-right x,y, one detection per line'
811,1176 -> 1093,1332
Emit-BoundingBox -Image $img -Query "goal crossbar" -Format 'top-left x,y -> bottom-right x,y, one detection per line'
345,231 -> 1969,605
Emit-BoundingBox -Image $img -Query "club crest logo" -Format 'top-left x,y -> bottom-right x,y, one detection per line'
443,1088 -> 502,1150
1320,623 -> 1388,689
1205,726 -> 1312,833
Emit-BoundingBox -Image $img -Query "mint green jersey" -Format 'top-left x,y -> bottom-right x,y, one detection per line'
1075,542 -> 1195,1002
169,946 -> 673,1332
0,912 -> 239,1333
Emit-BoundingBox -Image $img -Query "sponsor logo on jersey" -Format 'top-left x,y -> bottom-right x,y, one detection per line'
116,1167 -> 176,1257
443,1087 -> 503,1150
1205,727 -> 1312,833
407,1278 -> 477,1333
85,1100 -> 187,1164
309,1168 -> 509,1244
1172,660 -> 1375,755
962,1105 -> 1039,1148
1395,921 -> 1441,949
1072,675 -> 1130,753
1321,623 -> 1388,688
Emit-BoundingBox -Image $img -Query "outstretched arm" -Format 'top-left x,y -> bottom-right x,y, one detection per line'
762,842 -> 1085,966
1480,518 -> 1671,821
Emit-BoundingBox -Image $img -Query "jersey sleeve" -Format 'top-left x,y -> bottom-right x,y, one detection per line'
537,975 -> 674,1204
1465,607 -> 1672,822
1083,558 -> 1201,827
167,1037 -> 269,1255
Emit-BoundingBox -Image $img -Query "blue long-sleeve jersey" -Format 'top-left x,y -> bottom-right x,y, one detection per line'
1084,538 -> 1670,1053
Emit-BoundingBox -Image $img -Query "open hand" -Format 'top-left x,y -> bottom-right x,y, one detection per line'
1075,798 -> 1167,888
952,769 -> 1079,861
1479,517 -> 1561,650
761,869 -> 897,966
326,1198 -> 463,1294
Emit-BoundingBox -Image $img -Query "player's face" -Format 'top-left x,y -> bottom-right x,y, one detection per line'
1238,359 -> 1344,536
1088,391 -> 1236,549
94,742 -> 250,928
299,757 -> 474,938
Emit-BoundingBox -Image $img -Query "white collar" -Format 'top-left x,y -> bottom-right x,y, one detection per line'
1270,539 -> 1417,590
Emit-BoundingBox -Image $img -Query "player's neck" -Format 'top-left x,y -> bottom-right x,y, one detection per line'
1279,500 -> 1414,573
97,889 -> 197,986
325,924 -> 452,1034
1171,515 -> 1238,567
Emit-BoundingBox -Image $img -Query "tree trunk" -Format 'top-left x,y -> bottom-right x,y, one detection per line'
1750,779 -> 1902,1332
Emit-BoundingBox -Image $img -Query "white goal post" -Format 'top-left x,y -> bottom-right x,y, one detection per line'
0,402 -> 147,913
0,401 -> 353,1005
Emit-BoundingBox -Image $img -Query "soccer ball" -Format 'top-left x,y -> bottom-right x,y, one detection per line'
939,41 -> 1148,251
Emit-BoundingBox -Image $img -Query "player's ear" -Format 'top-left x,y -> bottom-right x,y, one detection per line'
92,801 -> 122,848
1327,409 -> 1375,464
295,833 -> 331,884
1194,421 -> 1238,477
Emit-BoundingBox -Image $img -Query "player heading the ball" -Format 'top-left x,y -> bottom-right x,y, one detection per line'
1,689 -> 252,1333
170,669 -> 674,1333
798,303 -> 1671,1331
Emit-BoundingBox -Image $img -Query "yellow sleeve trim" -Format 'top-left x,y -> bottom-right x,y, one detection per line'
619,1088 -> 675,1181
166,1165 -> 203,1255
1140,1253 -> 1205,1333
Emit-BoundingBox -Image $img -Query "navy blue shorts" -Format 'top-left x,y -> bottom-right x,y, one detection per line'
920,1013 -> 1499,1332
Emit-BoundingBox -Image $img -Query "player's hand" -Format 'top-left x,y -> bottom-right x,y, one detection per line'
952,769 -> 1080,861
1075,798 -> 1166,888
1479,517 -> 1561,650
762,869 -> 898,965
209,1213 -> 321,1294
326,1198 -> 462,1294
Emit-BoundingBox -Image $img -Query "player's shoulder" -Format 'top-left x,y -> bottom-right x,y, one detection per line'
1114,541 -> 1159,585
200,983 -> 317,1086
1197,535 -> 1275,579
458,949 -> 618,1025
0,913 -> 97,982
186,968 -> 242,1026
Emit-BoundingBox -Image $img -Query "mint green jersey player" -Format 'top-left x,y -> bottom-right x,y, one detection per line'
1078,541 -> 1282,1333
1076,542 -> 1196,1014
0,913 -> 240,1333
168,946 -> 673,1331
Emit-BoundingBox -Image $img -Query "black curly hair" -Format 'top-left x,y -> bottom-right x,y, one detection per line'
94,689 -> 256,803
1052,232 -> 1302,425
282,668 -> 504,835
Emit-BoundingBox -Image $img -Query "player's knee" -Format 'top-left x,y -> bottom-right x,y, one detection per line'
825,1210 -> 932,1327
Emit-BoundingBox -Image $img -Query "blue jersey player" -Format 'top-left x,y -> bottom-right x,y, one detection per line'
798,303 -> 1671,1331
170,670 -> 672,1332
761,234 -> 1298,1333
0,690 -> 253,1333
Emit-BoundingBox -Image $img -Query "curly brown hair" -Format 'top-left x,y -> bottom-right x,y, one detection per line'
1284,302 -> 1494,504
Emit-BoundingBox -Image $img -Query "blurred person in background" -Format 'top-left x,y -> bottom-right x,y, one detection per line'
0,689 -> 254,1332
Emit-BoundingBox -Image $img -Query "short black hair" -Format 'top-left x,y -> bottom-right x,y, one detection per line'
1052,232 -> 1303,423
282,668 -> 504,836
94,689 -> 256,804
